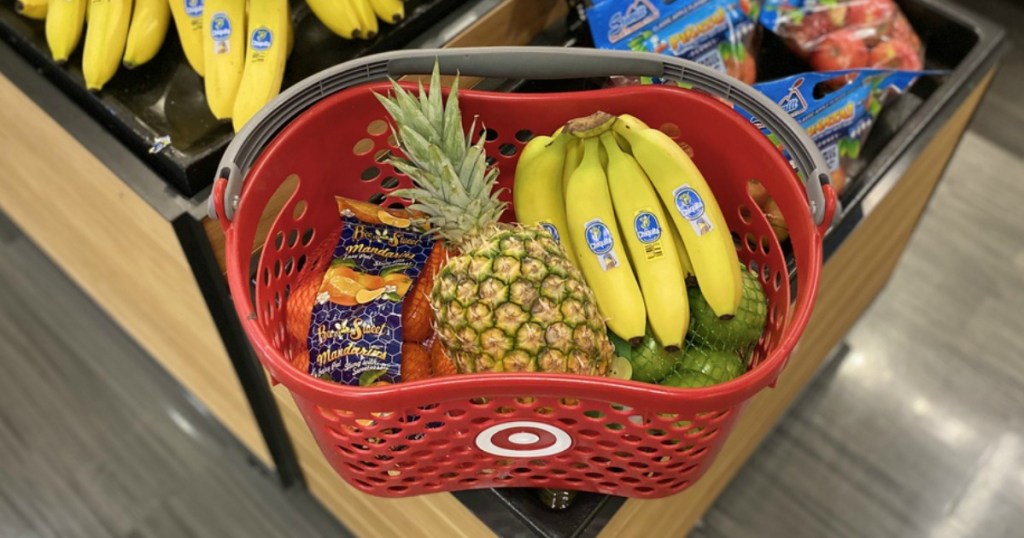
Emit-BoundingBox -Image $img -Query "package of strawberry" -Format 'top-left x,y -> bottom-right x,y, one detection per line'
760,0 -> 924,72
586,0 -> 762,84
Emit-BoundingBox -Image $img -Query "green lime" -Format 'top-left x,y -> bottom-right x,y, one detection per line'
688,268 -> 767,352
676,347 -> 745,384
661,369 -> 718,388
629,331 -> 681,383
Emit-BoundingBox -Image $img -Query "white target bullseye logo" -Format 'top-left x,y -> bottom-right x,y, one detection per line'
475,421 -> 573,457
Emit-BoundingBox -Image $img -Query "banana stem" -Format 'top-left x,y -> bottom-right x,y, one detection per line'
565,111 -> 617,139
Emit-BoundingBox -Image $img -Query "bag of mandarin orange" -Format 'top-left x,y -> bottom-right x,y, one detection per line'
285,197 -> 437,386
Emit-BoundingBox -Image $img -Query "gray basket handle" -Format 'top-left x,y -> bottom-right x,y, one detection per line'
210,47 -> 831,227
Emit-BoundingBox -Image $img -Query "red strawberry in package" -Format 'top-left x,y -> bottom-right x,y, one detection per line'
760,0 -> 924,72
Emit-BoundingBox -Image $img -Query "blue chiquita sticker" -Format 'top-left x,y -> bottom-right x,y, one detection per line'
210,12 -> 232,42
185,0 -> 203,18
584,219 -> 621,271
251,27 -> 273,52
633,211 -> 662,244
540,222 -> 561,244
673,185 -> 714,236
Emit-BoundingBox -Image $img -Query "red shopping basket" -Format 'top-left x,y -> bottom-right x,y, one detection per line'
210,48 -> 836,499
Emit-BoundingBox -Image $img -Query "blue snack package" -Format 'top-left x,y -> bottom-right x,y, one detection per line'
743,68 -> 928,192
306,198 -> 435,386
586,0 -> 761,84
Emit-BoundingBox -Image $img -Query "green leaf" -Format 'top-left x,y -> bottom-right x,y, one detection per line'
868,98 -> 882,118
359,369 -> 389,387
331,258 -> 357,268
380,264 -> 412,277
846,138 -> 862,159
317,371 -> 334,382
384,292 -> 403,302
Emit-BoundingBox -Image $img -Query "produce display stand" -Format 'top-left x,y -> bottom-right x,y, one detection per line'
0,1 -> 1005,537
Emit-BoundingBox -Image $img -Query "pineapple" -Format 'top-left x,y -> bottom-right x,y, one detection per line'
375,66 -> 614,375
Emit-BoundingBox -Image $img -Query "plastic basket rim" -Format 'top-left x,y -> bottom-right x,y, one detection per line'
223,81 -> 824,412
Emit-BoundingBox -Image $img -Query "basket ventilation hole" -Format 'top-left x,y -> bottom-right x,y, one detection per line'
361,167 -> 381,181
387,133 -> 399,147
273,259 -> 282,278
774,271 -> 783,291
738,205 -> 753,224
273,231 -> 285,250
659,122 -> 681,139
480,128 -> 499,142
353,138 -> 374,155
380,176 -> 400,189
292,200 -> 307,221
301,229 -> 314,246
760,236 -> 771,255
374,148 -> 392,163
515,129 -> 534,143
762,263 -> 772,283
287,229 -> 299,248
368,193 -> 386,205
485,156 -> 497,167
367,120 -> 388,136
284,258 -> 294,275
499,143 -> 517,157
744,233 -> 757,253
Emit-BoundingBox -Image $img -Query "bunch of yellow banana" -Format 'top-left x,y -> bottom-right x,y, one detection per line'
179,0 -> 290,129
307,0 -> 404,40
19,0 -> 170,90
513,111 -> 741,350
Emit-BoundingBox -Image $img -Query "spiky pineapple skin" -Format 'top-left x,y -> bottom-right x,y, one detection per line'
431,227 -> 614,375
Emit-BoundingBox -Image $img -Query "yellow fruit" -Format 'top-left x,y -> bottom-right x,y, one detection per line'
355,287 -> 387,304
377,210 -> 411,228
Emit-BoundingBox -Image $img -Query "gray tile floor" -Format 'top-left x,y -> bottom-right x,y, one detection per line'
2,4 -> 1023,537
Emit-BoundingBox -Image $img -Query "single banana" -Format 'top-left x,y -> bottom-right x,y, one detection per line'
614,114 -> 742,318
203,0 -> 245,119
306,0 -> 362,39
668,215 -> 696,282
561,136 -> 582,198
513,133 -> 577,263
349,0 -> 378,39
82,0 -> 132,91
15,0 -> 47,19
169,0 -> 206,76
601,132 -> 688,350
232,0 -> 289,132
46,0 -> 88,63
368,0 -> 403,24
565,136 -> 646,344
123,0 -> 171,68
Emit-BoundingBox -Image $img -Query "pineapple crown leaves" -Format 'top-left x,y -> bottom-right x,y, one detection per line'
372,62 -> 506,246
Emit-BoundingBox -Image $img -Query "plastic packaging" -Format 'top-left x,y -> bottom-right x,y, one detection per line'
747,68 -> 924,195
760,0 -> 924,72
301,197 -> 435,385
586,0 -> 762,84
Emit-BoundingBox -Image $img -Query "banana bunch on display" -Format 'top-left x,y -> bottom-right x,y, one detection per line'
17,0 -> 170,90
306,0 -> 404,40
513,111 -> 743,350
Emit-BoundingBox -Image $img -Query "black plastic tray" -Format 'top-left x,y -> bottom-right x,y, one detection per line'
455,1 -> 1007,537
0,0 -> 462,197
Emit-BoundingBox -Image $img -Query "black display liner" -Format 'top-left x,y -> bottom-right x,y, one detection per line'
0,0 -> 462,197
454,1 -> 1007,537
